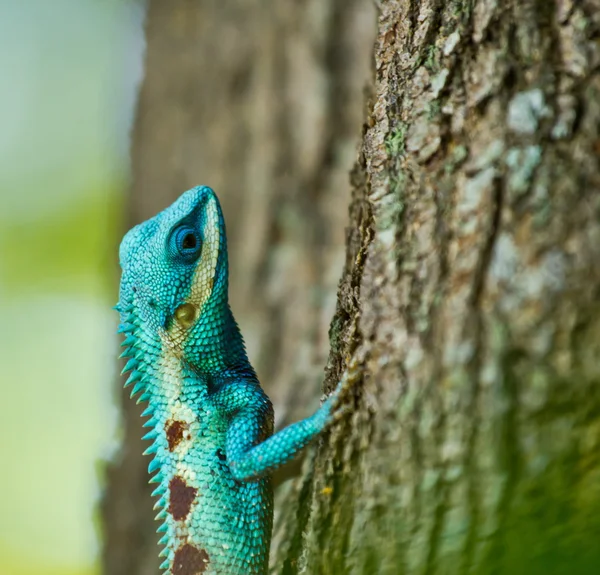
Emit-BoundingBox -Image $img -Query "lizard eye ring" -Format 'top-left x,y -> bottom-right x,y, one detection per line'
172,225 -> 202,260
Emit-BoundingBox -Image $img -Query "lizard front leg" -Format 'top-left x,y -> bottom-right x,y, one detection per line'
213,380 -> 345,482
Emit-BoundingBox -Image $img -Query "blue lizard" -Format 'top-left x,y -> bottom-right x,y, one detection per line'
116,186 -> 345,575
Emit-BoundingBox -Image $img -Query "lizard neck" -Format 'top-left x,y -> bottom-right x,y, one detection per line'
118,289 -> 252,406
182,297 -> 251,376
175,253 -> 253,377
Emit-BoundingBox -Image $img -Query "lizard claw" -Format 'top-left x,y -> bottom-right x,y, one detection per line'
324,356 -> 361,423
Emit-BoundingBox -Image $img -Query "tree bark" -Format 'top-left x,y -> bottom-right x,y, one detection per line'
273,1 -> 600,574
100,2 -> 375,574
102,1 -> 600,574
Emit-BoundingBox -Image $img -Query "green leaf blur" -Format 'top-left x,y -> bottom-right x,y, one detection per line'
0,1 -> 144,575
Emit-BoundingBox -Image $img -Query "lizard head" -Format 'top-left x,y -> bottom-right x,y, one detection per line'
117,186 -> 235,370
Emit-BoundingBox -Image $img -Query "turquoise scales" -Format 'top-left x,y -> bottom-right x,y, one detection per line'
116,186 -> 345,575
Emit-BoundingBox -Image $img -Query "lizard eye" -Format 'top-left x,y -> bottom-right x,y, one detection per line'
172,225 -> 202,260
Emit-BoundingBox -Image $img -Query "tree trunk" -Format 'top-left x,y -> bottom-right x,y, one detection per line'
102,1 -> 600,574
100,1 -> 375,574
273,1 -> 600,574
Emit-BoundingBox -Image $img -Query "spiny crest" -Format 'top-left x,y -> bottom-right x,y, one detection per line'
117,306 -> 152,402
117,303 -> 163,477
118,311 -> 171,566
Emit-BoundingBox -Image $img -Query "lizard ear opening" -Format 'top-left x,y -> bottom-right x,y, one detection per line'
175,303 -> 198,328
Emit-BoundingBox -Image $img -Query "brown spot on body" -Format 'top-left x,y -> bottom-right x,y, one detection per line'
172,544 -> 209,575
166,420 -> 186,451
169,476 -> 198,521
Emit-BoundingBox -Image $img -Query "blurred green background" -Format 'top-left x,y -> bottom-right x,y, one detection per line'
0,1 -> 145,574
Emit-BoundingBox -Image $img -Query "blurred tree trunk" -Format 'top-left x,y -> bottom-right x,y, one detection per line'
102,1 -> 600,575
100,1 -> 375,574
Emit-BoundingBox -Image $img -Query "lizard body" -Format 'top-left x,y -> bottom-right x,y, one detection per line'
116,186 -> 343,575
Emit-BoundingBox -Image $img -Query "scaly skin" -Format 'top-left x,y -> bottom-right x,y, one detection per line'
116,186 -> 343,575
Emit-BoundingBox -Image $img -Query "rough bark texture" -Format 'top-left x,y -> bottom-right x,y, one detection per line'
273,1 -> 600,574
102,1 -> 600,574
100,2 -> 375,574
